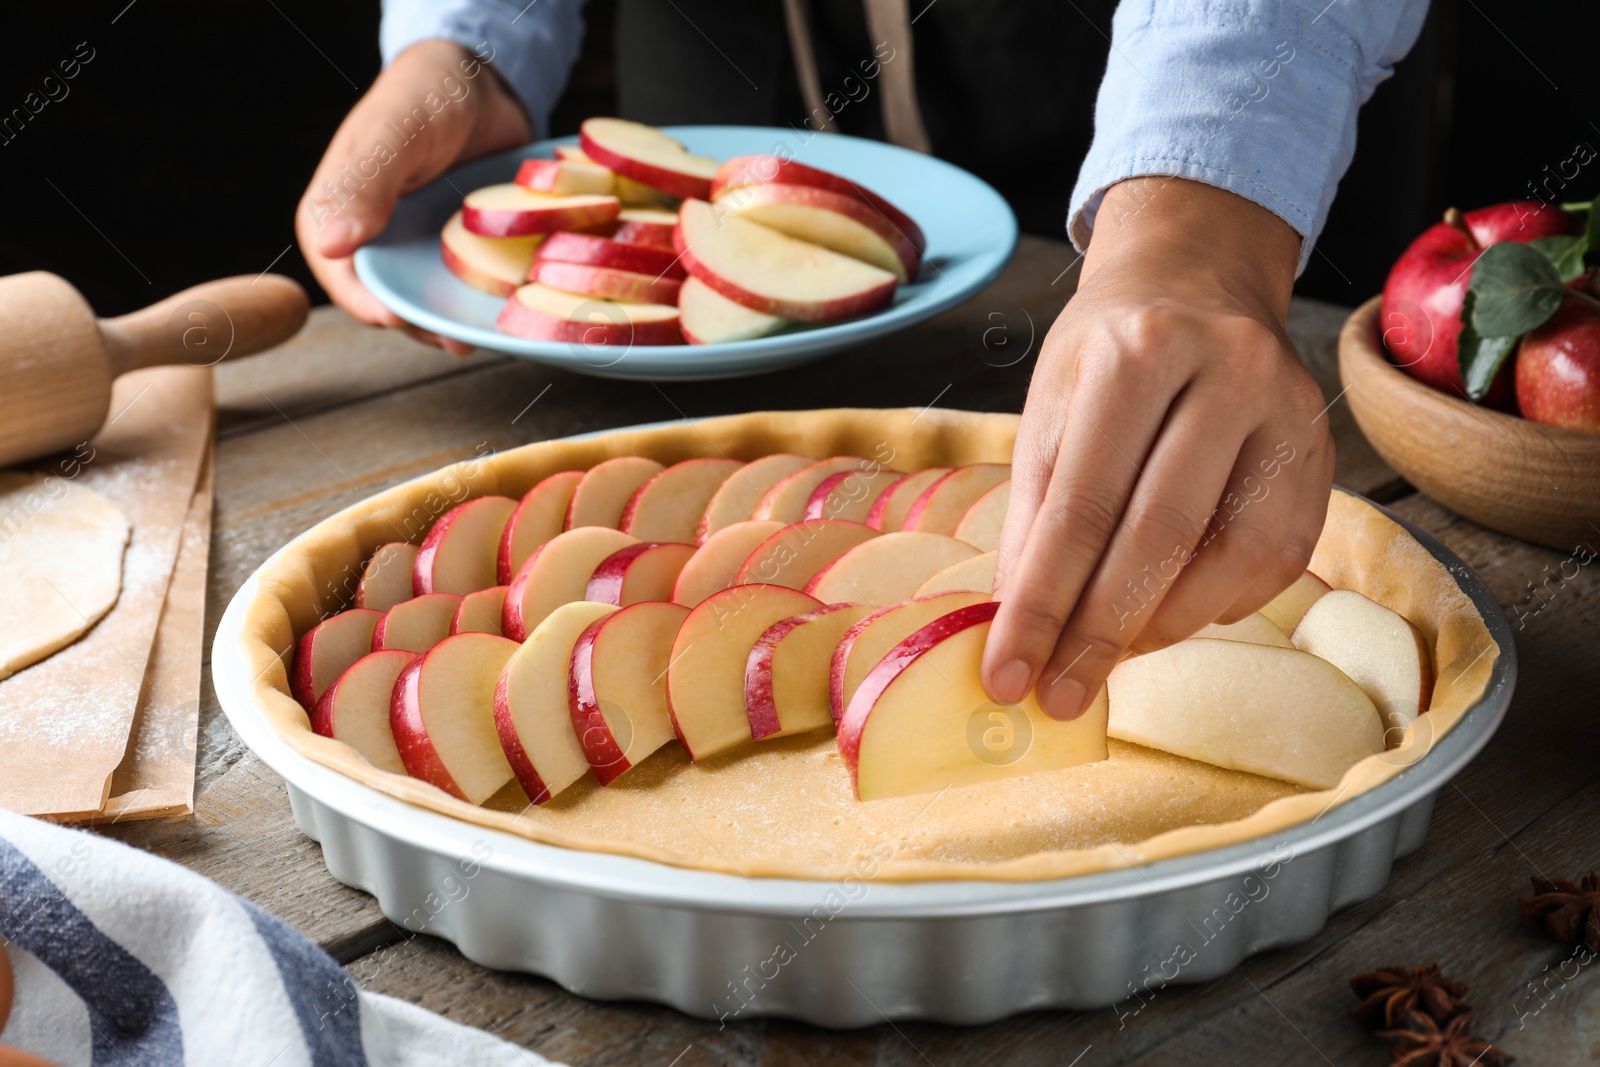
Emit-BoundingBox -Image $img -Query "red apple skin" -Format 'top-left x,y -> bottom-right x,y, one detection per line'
441,238 -> 519,298
496,291 -> 683,346
673,223 -> 897,323
743,603 -> 858,740
566,614 -> 629,785
492,668 -> 556,805
713,182 -> 921,281
582,542 -> 666,605
311,648 -> 416,738
537,231 -> 686,279
712,155 -> 926,255
1382,201 -> 1580,405
527,260 -> 683,305
579,123 -> 712,200
412,495 -> 517,597
462,198 -> 620,239
1516,292 -> 1600,432
389,652 -> 467,801
608,216 -> 676,249
291,608 -> 383,711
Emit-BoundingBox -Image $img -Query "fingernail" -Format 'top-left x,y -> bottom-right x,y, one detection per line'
990,659 -> 1032,705
1041,676 -> 1086,721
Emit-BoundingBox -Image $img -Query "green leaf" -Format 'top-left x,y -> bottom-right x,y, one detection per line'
1531,235 -> 1588,283
1457,289 -> 1522,401
1469,242 -> 1565,336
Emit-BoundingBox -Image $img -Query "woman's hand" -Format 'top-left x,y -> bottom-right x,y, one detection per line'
296,39 -> 532,354
982,177 -> 1335,719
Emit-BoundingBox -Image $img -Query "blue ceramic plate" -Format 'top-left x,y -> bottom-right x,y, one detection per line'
354,126 -> 1017,380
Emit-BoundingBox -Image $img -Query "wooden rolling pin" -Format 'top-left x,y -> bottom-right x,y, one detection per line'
0,271 -> 309,467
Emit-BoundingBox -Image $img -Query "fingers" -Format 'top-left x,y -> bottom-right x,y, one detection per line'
1217,438 -> 1334,623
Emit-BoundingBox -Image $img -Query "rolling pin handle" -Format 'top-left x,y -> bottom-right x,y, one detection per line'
98,274 -> 310,377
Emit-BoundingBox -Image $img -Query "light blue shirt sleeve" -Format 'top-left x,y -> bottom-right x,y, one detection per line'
1068,0 -> 1430,275
380,0 -> 586,141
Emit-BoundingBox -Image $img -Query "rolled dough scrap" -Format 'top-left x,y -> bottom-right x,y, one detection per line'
0,472 -> 131,681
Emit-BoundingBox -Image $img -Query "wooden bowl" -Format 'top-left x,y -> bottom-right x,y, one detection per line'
1339,296 -> 1600,550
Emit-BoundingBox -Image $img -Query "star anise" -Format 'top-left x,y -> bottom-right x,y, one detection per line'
1348,964 -> 1470,1028
1518,871 -> 1600,953
1376,1010 -> 1514,1066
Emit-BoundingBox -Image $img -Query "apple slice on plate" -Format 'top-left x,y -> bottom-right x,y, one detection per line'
569,600 -> 690,784
609,208 -> 679,248
620,457 -> 742,543
839,601 -> 1109,801
356,542 -> 418,612
554,146 -> 678,207
497,283 -> 682,346
1195,612 -> 1291,648
666,584 -> 821,760
580,118 -> 719,200
311,649 -> 414,774
1292,589 -> 1434,734
865,468 -> 949,532
952,480 -> 1009,551
914,550 -> 997,597
451,585 -> 508,636
537,231 -> 686,280
803,531 -> 980,607
711,155 -> 926,258
671,520 -> 785,607
1107,638 -> 1385,789
528,260 -> 683,305
514,157 -> 616,196
713,182 -> 919,282
697,454 -> 813,540
830,590 -> 990,724
390,632 -> 521,803
905,464 -> 1012,535
413,495 -> 517,596
292,608 -> 383,710
567,456 -> 666,530
678,277 -> 789,345
802,467 -> 903,523
503,526 -> 639,641
585,542 -> 697,606
495,601 -> 616,803
736,519 -> 879,590
1260,571 -> 1333,634
752,456 -> 873,522
498,470 -> 583,585
745,603 -> 873,740
462,183 -> 621,238
372,593 -> 462,654
441,211 -> 543,297
675,199 -> 898,322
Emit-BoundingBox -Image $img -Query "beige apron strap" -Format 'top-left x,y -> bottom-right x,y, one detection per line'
862,0 -> 931,153
783,0 -> 835,132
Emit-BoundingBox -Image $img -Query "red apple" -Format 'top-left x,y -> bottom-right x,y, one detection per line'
903,464 -> 1011,535
604,208 -> 680,249
670,520 -> 785,607
1515,291 -> 1600,432
829,590 -> 990,724
371,593 -> 462,654
678,276 -> 790,345
711,182 -> 920,282
497,470 -> 584,585
389,632 -> 520,803
502,526 -> 639,641
744,603 -> 872,740
712,155 -> 926,257
584,541 -> 696,605
311,649 -> 414,774
735,519 -> 880,590
579,118 -> 718,200
461,183 -> 621,238
695,453 -> 813,541
752,456 -> 874,522
497,284 -> 683,346
413,495 -> 517,596
619,457 -> 742,543
864,468 -> 950,532
536,231 -> 686,280
527,260 -> 683,306
292,607 -> 383,710
566,456 -> 665,530
440,211 -> 544,297
355,542 -> 418,612
451,585 -> 508,636
514,157 -> 616,197
568,600 -> 689,783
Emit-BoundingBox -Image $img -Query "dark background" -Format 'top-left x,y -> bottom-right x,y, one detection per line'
0,0 -> 1590,317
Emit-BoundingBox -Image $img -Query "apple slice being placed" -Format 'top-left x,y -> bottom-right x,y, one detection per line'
441,211 -> 543,297
495,601 -> 616,804
1260,570 -> 1333,634
514,157 -> 616,196
451,585 -> 508,636
356,542 -> 419,612
390,632 -> 521,803
671,520 -> 785,607
1291,590 -> 1434,734
527,260 -> 683,306
567,456 -> 666,530
802,466 -> 903,523
865,468 -> 950,532
914,550 -> 997,597
753,456 -> 874,522
619,457 -> 742,543
711,155 -> 926,258
497,283 -> 683,346
536,230 -> 686,279
462,183 -> 620,238
585,541 -> 696,606
292,608 -> 383,710
413,495 -> 517,596
678,276 -> 790,345
498,470 -> 584,585
736,519 -> 879,590
952,480 -> 1009,551
905,464 -> 1013,535
713,182 -> 920,282
675,199 -> 898,322
608,208 -> 679,248
803,531 -> 981,607
554,146 -> 677,207
569,600 -> 690,784
311,649 -> 414,774
665,584 -> 821,760
840,601 -> 1109,801
580,118 -> 719,199
1195,612 -> 1292,648
744,603 -> 873,740
372,593 -> 462,654
830,590 -> 990,724
696,453 -> 813,541
503,527 -> 639,641
1107,638 -> 1385,789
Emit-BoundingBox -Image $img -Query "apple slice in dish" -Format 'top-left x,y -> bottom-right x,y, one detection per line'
497,284 -> 682,346
585,542 -> 696,606
566,456 -> 666,530
914,550 -> 997,597
678,276 -> 789,345
752,456 -> 873,522
1260,570 -> 1333,634
803,531 -> 980,607
829,590 -> 990,724
569,600 -> 690,784
865,468 -> 950,532
413,495 -> 517,596
311,649 -> 414,774
292,608 -> 383,710
580,118 -> 719,199
536,230 -> 686,279
514,157 -> 616,196
1195,612 -> 1291,648
675,199 -> 898,322
745,603 -> 873,740
441,211 -> 543,297
620,457 -> 742,543
609,208 -> 679,248
671,520 -> 785,607
495,601 -> 617,803
666,584 -> 821,760
356,542 -> 418,612
498,470 -> 584,585
839,601 -> 1109,801
554,146 -> 678,208
372,593 -> 462,654
802,467 -> 903,523
1292,589 -> 1434,734
527,260 -> 683,306
451,585 -> 508,636
952,480 -> 1009,551
390,632 -> 521,803
1107,638 -> 1385,789
713,182 -> 919,282
905,464 -> 1012,535
502,527 -> 639,641
736,519 -> 879,590
696,454 -> 813,540
711,155 -> 926,258
462,183 -> 621,238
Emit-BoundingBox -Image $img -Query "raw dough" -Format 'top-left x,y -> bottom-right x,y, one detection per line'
0,472 -> 131,681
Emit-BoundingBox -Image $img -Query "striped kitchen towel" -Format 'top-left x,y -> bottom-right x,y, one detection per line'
0,809 -> 557,1067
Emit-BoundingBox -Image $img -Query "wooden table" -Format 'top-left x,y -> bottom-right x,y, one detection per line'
104,235 -> 1598,1064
